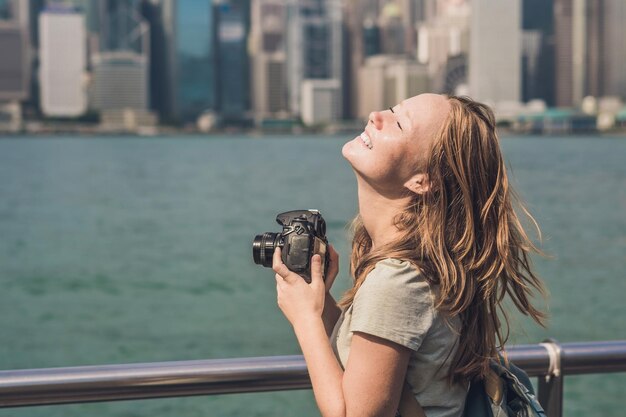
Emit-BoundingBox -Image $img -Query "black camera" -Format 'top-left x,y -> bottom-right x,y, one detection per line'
252,209 -> 329,283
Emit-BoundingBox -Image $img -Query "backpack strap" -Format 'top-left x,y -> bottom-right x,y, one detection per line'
398,380 -> 427,417
483,368 -> 504,405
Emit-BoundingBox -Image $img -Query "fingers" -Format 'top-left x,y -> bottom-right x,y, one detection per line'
327,244 -> 339,278
310,254 -> 323,288
272,247 -> 291,278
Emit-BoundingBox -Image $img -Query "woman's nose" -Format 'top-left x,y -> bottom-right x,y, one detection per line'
368,111 -> 383,130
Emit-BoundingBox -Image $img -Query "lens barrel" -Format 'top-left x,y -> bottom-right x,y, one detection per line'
252,232 -> 281,267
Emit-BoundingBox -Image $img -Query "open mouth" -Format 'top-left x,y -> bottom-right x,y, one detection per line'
360,132 -> 373,149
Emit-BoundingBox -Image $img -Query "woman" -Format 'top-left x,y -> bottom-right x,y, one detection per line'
272,94 -> 546,417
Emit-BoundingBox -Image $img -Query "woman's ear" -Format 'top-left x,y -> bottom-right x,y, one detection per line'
404,173 -> 430,195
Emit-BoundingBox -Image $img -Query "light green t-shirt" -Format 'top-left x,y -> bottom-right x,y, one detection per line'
330,258 -> 467,417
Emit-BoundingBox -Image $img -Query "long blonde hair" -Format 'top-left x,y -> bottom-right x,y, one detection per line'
339,95 -> 547,383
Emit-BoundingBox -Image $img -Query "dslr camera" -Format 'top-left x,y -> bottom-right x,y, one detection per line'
252,209 -> 329,283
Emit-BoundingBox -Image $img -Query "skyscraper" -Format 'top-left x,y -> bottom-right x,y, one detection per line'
140,0 -> 174,121
286,0 -> 342,119
99,0 -> 145,53
416,0 -> 470,93
0,0 -> 30,102
213,0 -> 250,121
553,0 -> 582,107
602,0 -> 626,99
92,0 -> 150,113
552,0 -> 621,106
521,0 -> 555,105
39,6 -> 87,117
168,0 -> 215,122
93,52 -> 149,111
469,0 -> 521,104
249,0 -> 288,122
357,55 -> 429,118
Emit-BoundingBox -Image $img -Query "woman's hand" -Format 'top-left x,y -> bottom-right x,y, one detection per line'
273,247 -> 326,329
324,244 -> 340,293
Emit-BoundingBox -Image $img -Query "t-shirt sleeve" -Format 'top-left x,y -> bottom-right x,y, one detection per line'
349,258 -> 435,351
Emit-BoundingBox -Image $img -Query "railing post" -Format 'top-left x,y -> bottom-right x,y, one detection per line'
537,339 -> 563,417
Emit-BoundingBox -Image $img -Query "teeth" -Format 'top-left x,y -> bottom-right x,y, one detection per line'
360,132 -> 373,149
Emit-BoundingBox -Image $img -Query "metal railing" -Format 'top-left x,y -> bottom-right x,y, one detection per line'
1,340 -> 625,417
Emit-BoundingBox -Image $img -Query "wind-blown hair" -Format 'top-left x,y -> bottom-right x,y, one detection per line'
339,95 -> 547,383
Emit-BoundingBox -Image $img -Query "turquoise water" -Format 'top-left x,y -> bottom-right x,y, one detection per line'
0,134 -> 624,416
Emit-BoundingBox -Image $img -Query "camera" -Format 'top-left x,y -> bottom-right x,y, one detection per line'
252,209 -> 329,283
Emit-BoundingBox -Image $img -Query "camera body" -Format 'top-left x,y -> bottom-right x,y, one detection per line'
253,209 -> 329,283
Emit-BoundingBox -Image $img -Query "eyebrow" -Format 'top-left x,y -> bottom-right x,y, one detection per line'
389,107 -> 403,131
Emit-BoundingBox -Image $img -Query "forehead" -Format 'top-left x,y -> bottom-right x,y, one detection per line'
399,94 -> 450,137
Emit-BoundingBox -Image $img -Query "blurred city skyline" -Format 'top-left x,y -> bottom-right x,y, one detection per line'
0,0 -> 625,133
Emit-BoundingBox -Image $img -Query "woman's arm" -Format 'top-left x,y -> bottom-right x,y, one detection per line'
295,322 -> 411,417
322,292 -> 341,337
321,245 -> 342,337
273,249 -> 411,417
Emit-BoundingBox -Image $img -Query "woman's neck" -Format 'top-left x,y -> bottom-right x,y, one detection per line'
356,177 -> 412,249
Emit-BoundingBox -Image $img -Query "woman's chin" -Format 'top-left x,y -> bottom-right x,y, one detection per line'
342,137 -> 361,162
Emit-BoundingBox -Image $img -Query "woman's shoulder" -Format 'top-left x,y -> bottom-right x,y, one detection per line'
358,258 -> 433,302
350,258 -> 438,351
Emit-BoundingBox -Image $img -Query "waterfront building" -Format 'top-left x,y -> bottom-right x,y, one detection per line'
174,0 -> 214,123
249,0 -> 288,123
0,0 -> 31,103
92,51 -> 148,111
416,0 -> 469,93
469,0 -> 521,104
39,7 -> 87,117
99,0 -> 145,53
92,0 -> 152,123
553,0 -> 581,107
521,0 -> 555,105
357,55 -> 429,119
553,0 -> 626,106
140,0 -> 175,121
301,79 -> 341,126
343,0 -> 378,119
213,0 -> 250,122
378,2 -> 405,55
362,17 -> 380,58
601,0 -> 626,100
286,0 -> 343,120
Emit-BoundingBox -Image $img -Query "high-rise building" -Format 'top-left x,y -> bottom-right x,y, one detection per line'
39,6 -> 87,117
362,17 -> 381,57
553,0 -> 622,106
92,51 -> 148,111
140,0 -> 175,121
249,0 -> 288,122
286,0 -> 342,119
99,0 -> 145,53
553,0 -> 581,107
172,0 -> 214,122
301,79 -> 341,125
92,0 -> 150,113
213,0 -> 250,121
581,0 -> 626,101
0,0 -> 30,102
416,0 -> 469,93
602,0 -> 626,99
357,55 -> 429,119
521,0 -> 555,105
343,0 -> 379,119
469,0 -> 521,104
379,2 -> 405,55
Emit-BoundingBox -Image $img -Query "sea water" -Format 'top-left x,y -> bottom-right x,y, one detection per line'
0,134 -> 624,417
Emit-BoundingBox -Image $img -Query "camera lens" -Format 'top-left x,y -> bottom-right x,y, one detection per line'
252,232 -> 281,267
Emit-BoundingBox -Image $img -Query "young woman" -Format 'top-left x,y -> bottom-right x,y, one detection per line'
272,94 -> 546,417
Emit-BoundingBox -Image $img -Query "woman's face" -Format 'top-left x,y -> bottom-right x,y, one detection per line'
342,93 -> 451,194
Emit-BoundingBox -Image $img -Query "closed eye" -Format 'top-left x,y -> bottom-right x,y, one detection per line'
389,107 -> 403,131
